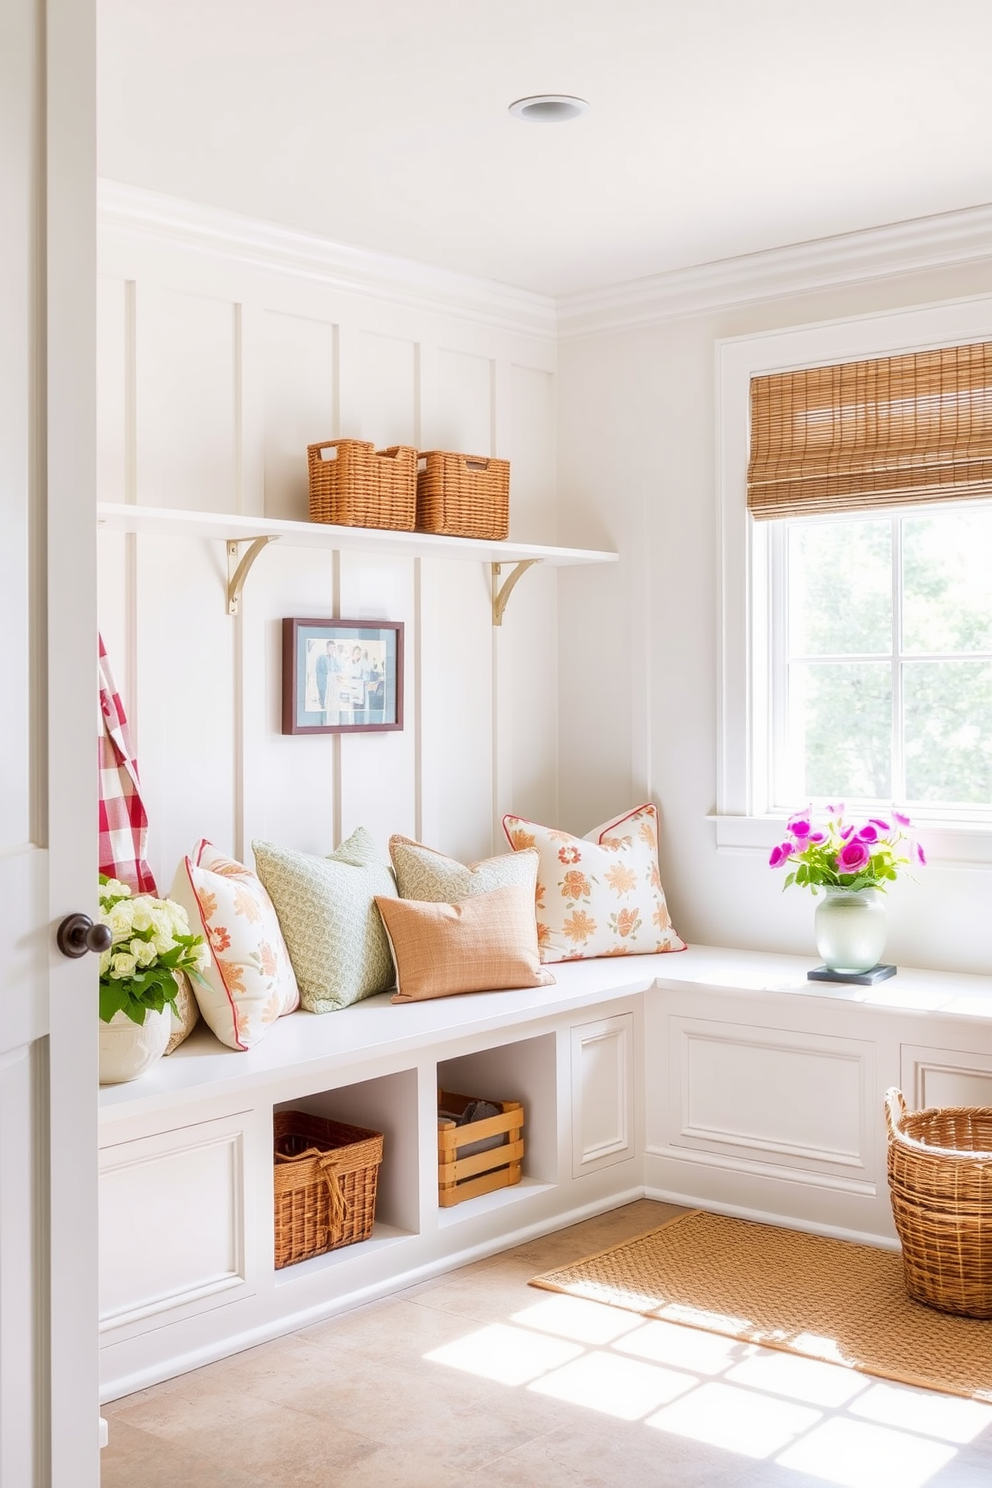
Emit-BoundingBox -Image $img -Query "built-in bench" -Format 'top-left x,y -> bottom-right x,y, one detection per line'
98,946 -> 992,1401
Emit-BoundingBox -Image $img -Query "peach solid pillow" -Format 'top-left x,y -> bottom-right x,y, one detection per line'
502,802 -> 685,964
374,886 -> 556,1003
169,840 -> 300,1050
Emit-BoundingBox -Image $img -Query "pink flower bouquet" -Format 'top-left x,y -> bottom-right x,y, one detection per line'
768,806 -> 925,894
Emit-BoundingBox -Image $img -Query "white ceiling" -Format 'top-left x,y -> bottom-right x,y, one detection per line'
97,0 -> 992,298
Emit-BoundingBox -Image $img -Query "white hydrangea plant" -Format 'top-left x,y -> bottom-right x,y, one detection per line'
98,877 -> 208,1025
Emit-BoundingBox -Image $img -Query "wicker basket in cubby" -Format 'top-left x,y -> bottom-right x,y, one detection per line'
416,451 -> 509,540
307,439 -> 417,530
273,1110 -> 384,1268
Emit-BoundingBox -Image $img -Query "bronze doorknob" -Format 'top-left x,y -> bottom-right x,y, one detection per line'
56,913 -> 113,959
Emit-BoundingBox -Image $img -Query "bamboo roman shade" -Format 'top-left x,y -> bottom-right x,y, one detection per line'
747,341 -> 992,520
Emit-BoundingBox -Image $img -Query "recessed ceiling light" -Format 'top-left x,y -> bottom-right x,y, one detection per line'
508,95 -> 590,124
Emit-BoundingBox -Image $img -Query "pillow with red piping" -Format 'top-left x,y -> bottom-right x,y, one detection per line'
502,803 -> 685,964
169,841 -> 300,1050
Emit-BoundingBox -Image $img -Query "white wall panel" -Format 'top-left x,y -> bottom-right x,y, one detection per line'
495,563 -> 559,831
357,331 -> 418,449
428,560 -> 494,859
262,310 -> 337,522
241,542 -> 338,858
435,349 -> 494,456
136,285 -> 239,513
99,1113 -> 251,1333
901,1044 -> 992,1110
338,553 -> 418,848
509,364 -> 555,544
570,1013 -> 634,1176
668,1017 -> 874,1184
98,201 -> 558,901
134,534 -> 237,882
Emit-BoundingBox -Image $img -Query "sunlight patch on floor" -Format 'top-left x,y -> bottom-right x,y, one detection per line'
527,1349 -> 696,1420
848,1381 -> 992,1444
423,1321 -> 582,1386
423,1304 -> 971,1487
611,1317 -> 744,1375
776,1415 -> 958,1488
725,1349 -> 868,1408
647,1380 -> 822,1458
510,1293 -> 644,1346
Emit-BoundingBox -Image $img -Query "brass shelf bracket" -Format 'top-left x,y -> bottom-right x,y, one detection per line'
227,535 -> 280,615
491,559 -> 540,626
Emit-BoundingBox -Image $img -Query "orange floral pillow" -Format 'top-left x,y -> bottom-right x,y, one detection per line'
502,804 -> 685,964
169,840 -> 300,1050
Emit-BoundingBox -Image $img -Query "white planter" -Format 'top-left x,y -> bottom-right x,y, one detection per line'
99,1005 -> 171,1085
814,887 -> 887,974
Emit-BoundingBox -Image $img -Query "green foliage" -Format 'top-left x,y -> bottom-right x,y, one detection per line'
97,876 -> 207,1025
98,965 -> 182,1025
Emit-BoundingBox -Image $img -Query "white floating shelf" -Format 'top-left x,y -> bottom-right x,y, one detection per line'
96,502 -> 617,568
97,502 -> 618,621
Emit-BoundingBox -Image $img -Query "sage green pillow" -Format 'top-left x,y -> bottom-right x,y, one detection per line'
388,834 -> 539,903
252,828 -> 397,1013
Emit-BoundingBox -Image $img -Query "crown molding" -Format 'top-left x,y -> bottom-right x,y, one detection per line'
556,202 -> 992,341
98,182 -> 992,346
97,179 -> 557,342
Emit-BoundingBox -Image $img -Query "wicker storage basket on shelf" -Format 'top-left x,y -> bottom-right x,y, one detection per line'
884,1086 -> 992,1317
273,1110 -> 384,1269
307,440 -> 417,530
416,451 -> 510,540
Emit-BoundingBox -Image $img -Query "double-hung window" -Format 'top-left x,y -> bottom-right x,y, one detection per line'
717,304 -> 992,861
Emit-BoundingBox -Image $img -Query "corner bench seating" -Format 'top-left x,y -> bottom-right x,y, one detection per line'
98,946 -> 992,1402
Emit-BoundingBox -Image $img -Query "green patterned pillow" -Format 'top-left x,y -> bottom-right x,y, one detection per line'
252,829 -> 397,1013
388,834 -> 539,903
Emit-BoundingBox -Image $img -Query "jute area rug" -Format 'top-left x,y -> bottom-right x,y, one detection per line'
529,1210 -> 992,1402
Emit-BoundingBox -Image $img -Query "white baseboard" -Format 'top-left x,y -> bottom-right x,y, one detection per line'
99,1186 -> 644,1403
644,1185 -> 900,1251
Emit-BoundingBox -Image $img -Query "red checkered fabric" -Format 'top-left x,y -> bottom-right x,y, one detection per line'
98,634 -> 158,895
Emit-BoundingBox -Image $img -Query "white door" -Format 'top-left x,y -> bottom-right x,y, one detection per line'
0,0 -> 99,1484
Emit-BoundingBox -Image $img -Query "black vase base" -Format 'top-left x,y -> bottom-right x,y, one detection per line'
808,964 -> 898,986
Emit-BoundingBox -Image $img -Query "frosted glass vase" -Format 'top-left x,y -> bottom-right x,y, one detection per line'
814,887 -> 886,974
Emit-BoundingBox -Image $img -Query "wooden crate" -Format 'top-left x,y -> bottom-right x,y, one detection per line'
437,1089 -> 524,1207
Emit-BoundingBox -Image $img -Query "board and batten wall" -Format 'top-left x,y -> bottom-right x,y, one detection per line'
96,185 -> 561,889
556,252 -> 992,977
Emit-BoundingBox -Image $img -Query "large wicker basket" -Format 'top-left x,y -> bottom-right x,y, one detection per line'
273,1110 -> 384,1269
884,1087 -> 992,1317
307,439 -> 417,530
416,451 -> 509,540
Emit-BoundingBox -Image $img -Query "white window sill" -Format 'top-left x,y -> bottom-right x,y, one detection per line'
708,815 -> 992,869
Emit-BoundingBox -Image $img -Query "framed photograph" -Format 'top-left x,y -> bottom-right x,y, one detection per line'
282,618 -> 404,735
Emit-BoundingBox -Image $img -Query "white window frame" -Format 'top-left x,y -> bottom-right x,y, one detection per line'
715,293 -> 992,867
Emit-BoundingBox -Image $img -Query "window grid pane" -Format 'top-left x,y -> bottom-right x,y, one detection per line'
774,502 -> 992,813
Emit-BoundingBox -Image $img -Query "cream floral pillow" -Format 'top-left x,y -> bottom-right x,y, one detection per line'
502,803 -> 685,964
169,841 -> 300,1050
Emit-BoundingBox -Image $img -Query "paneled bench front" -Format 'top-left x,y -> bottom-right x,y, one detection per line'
98,946 -> 992,1400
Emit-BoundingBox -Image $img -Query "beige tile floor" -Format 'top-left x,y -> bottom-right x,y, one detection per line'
102,1200 -> 992,1488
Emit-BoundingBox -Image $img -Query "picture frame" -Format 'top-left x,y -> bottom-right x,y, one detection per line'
282,618 -> 404,735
